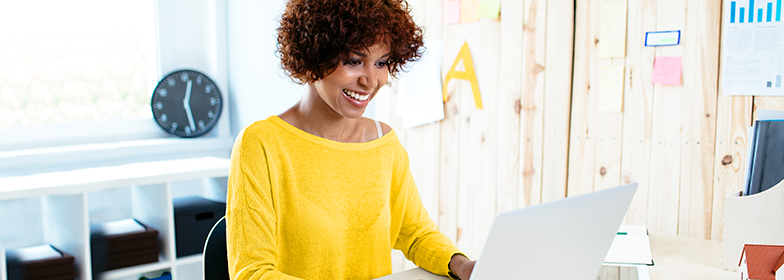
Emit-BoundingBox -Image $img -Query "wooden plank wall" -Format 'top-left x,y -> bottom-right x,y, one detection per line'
373,0 -> 784,273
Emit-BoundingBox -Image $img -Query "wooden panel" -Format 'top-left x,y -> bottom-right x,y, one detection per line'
567,0 -> 599,198
710,95 -> 752,242
439,25 -> 460,254
495,0 -> 523,214
646,0 -> 685,235
453,19 -> 502,259
596,266 -> 620,280
592,0 -> 626,193
620,0 -> 656,226
754,96 -> 784,113
619,267 -> 639,280
676,0 -> 720,239
519,0 -> 547,206
540,0 -> 574,204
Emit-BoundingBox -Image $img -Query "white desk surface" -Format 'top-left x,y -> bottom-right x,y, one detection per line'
647,233 -> 736,280
376,233 -> 738,280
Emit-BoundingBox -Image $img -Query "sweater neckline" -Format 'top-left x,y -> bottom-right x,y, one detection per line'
269,115 -> 396,151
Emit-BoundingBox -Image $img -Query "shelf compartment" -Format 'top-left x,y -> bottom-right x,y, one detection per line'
0,195 -> 88,280
174,261 -> 203,280
42,194 -> 89,280
99,260 -> 172,280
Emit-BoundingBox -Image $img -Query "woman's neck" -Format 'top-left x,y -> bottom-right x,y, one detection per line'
279,92 -> 366,143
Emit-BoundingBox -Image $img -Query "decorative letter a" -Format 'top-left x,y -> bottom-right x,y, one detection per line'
443,42 -> 483,109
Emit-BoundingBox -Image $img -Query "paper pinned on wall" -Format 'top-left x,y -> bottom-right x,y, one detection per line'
599,2 -> 628,58
444,1 -> 461,24
651,56 -> 682,85
599,66 -> 625,112
460,0 -> 480,23
644,30 -> 681,47
721,0 -> 784,96
477,0 -> 501,19
396,39 -> 445,129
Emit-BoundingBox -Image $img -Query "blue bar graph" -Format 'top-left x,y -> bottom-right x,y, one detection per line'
759,8 -> 764,21
778,75 -> 782,88
778,0 -> 782,21
768,3 -> 773,21
732,2 -> 737,23
741,7 -> 746,22
750,0 -> 756,22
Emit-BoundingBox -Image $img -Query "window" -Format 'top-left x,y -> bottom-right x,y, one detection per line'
0,1 -> 233,176
0,0 -> 157,128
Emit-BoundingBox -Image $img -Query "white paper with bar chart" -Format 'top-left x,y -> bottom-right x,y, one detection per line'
721,0 -> 784,96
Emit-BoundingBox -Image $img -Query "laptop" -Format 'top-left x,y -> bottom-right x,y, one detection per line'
376,182 -> 638,280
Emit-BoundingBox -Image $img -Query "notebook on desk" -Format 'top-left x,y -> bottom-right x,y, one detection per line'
376,183 -> 638,280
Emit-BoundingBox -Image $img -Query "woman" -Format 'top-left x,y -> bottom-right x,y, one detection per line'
226,0 -> 476,279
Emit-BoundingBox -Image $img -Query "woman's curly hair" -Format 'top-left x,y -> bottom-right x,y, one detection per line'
276,0 -> 425,84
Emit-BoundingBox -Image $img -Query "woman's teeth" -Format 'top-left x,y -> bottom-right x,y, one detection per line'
343,89 -> 369,101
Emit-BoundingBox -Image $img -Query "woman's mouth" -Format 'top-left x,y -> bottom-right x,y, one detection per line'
343,89 -> 369,101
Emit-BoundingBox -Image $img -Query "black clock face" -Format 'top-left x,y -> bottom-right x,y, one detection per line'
151,70 -> 222,138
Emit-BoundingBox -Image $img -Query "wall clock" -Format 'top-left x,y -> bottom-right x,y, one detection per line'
151,69 -> 222,138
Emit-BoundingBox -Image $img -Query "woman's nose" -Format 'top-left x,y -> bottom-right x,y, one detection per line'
358,66 -> 378,89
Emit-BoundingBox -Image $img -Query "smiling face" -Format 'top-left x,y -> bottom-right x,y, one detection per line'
309,43 -> 390,119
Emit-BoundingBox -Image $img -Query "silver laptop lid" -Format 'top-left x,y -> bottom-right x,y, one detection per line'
470,183 -> 638,280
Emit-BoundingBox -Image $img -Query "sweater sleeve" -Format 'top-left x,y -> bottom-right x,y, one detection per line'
226,129 -> 304,280
390,145 -> 463,279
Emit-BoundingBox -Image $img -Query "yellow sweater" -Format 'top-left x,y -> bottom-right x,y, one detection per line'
226,116 -> 461,280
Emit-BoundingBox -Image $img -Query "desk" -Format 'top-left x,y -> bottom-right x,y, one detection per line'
376,233 -> 738,280
643,232 -> 736,280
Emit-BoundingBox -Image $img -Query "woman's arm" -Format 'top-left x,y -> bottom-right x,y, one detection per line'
226,129 -> 303,280
389,141 -> 474,279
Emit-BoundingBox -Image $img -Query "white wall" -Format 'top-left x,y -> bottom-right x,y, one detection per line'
227,0 -> 306,136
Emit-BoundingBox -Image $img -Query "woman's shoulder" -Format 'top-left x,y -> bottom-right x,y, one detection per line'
377,119 -> 393,136
235,116 -> 289,144
363,117 -> 392,137
243,116 -> 280,132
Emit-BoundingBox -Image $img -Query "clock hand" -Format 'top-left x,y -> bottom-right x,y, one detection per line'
183,80 -> 196,132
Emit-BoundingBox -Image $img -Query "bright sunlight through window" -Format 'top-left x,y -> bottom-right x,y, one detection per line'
0,0 -> 156,128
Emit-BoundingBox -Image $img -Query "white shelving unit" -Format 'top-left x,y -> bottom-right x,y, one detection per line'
0,157 -> 230,280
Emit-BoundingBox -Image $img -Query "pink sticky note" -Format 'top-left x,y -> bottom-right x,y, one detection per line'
651,56 -> 682,85
444,1 -> 461,24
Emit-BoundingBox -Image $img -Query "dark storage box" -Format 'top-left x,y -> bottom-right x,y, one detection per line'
173,196 -> 225,257
104,247 -> 160,270
6,245 -> 75,280
90,219 -> 159,276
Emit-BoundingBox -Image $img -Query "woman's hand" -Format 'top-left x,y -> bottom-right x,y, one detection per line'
449,254 -> 476,280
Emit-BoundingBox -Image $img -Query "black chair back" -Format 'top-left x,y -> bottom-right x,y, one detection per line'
203,216 -> 229,280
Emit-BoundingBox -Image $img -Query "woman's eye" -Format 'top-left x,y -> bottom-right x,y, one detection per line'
347,60 -> 361,66
376,61 -> 389,67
